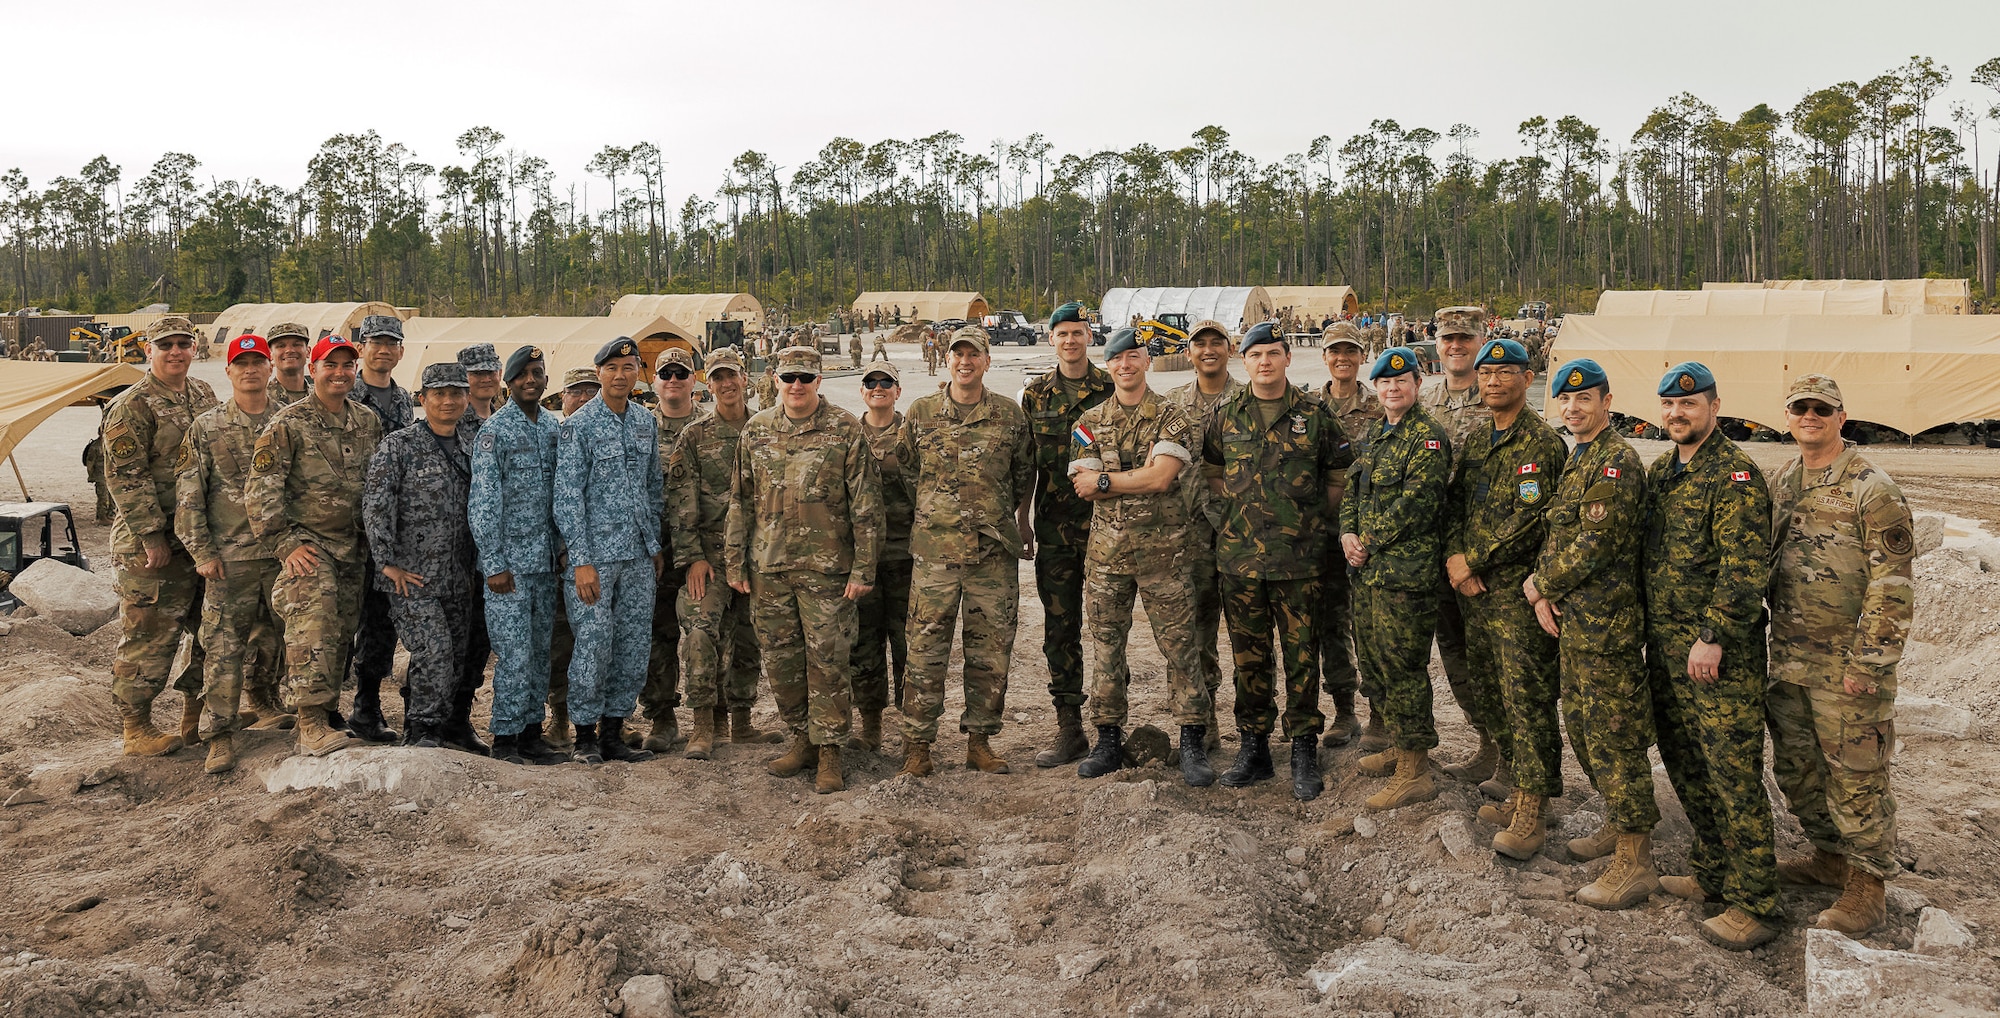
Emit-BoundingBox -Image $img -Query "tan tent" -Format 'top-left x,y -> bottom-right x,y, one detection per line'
611,293 -> 765,334
392,316 -> 699,390
210,302 -> 402,345
1098,287 -> 1275,333
1597,289 -> 1888,315
1262,285 -> 1359,322
1548,314 -> 2000,434
852,292 -> 988,322
1705,278 -> 1971,315
0,362 -> 143,467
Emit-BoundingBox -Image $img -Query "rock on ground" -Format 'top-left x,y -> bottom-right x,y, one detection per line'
261,746 -> 474,804
1897,694 -> 1976,740
618,974 -> 679,1017
8,559 -> 118,635
1804,928 -> 1995,1016
1913,907 -> 1975,955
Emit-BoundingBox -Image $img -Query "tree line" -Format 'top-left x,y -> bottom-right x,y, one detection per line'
5,54 -> 1997,322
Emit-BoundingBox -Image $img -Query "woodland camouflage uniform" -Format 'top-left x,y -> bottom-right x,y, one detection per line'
1319,381 -> 1385,707
1019,361 -> 1113,711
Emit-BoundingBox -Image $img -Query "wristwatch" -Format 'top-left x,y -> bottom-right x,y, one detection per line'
1096,473 -> 1112,493
1697,627 -> 1717,645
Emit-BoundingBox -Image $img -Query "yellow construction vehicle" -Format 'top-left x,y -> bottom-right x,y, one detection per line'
1134,312 -> 1191,358
69,324 -> 147,364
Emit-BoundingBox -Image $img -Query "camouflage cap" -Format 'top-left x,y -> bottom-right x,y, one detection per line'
948,325 -> 990,354
1783,372 -> 1843,409
561,367 -> 601,392
774,346 -> 823,373
1321,320 -> 1364,349
360,315 -> 404,341
456,342 -> 502,374
150,315 -> 198,341
704,347 -> 746,375
420,362 -> 470,390
1434,306 -> 1488,340
861,361 -> 900,383
266,321 -> 312,343
654,346 -> 696,377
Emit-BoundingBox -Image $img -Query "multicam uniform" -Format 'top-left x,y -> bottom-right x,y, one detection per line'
849,411 -> 917,714
1165,376 -> 1243,718
469,400 -> 562,737
669,410 -> 763,715
1019,363 -> 1113,712
176,398 -> 285,736
641,406 -> 701,729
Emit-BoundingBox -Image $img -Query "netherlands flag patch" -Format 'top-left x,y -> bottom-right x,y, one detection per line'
1731,471 -> 1751,482
1073,424 -> 1095,447
1604,467 -> 1621,478
1424,440 -> 1441,450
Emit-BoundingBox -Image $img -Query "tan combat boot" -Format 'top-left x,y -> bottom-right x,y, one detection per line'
294,706 -> 359,758
684,707 -> 717,760
966,733 -> 1010,774
1777,847 -> 1850,887
118,700 -> 185,757
1442,732 -> 1499,782
1356,745 -> 1398,777
643,711 -> 677,753
242,688 -> 295,731
547,702 -> 573,748
766,732 -> 815,777
1477,757 -> 1515,802
1660,874 -> 1723,903
899,740 -> 934,778
1358,701 -> 1392,753
1364,748 -> 1438,810
1816,869 -> 1886,935
853,710 -> 883,753
203,732 -> 238,775
1567,822 -> 1620,861
1477,796 -> 1515,826
1576,833 -> 1662,910
1492,792 -> 1547,860
732,706 -> 784,744
1700,907 -> 1777,951
815,745 -> 845,794
180,695 -> 205,746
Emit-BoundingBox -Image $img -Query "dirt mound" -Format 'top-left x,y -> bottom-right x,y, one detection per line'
0,673 -> 117,747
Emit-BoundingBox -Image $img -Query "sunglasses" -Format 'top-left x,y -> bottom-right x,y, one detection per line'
1787,401 -> 1838,418
152,338 -> 194,350
779,373 -> 818,385
659,367 -> 692,381
862,377 -> 898,390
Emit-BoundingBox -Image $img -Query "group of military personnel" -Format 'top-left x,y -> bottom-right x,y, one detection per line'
94,298 -> 1909,951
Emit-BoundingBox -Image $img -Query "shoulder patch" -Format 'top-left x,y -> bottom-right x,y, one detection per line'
175,443 -> 194,472
1518,479 -> 1542,504
252,446 -> 276,473
1424,440 -> 1441,450
1517,462 -> 1540,475
1882,525 -> 1913,557
1604,466 -> 1620,478
1731,471 -> 1751,482
478,432 -> 496,452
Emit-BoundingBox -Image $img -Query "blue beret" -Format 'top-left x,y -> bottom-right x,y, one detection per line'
1371,346 -> 1421,380
1103,327 -> 1143,358
504,344 -> 544,382
1475,338 -> 1529,368
1551,358 -> 1608,396
594,336 -> 642,365
1238,321 -> 1283,354
1658,361 -> 1716,397
1049,301 -> 1088,327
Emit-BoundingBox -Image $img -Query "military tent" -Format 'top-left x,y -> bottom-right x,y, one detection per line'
1098,287 -> 1275,334
1547,313 -> 2000,435
1262,285 -> 1359,322
1596,289 -> 1886,315
390,316 -> 698,389
852,292 -> 988,322
611,293 -> 765,334
1703,278 -> 1971,315
209,302 -> 404,345
0,362 -> 143,486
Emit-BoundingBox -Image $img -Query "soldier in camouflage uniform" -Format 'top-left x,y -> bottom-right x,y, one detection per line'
1523,360 -> 1661,907
346,315 -> 413,743
1443,339 -> 1567,859
1020,302 -> 1114,767
1317,321 -> 1384,749
848,362 -> 916,753
554,337 -> 665,765
668,348 -> 771,759
1165,322 -> 1242,751
441,342 -> 506,755
755,362 -> 780,412
1202,323 -> 1354,801
725,347 -> 883,794
898,325 -> 1035,777
1766,373 -> 1912,937
849,332 -> 864,369
1068,329 -> 1212,786
266,322 -> 315,407
1423,307 -> 1505,787
177,334 -> 294,775
102,315 -> 219,756
470,346 -> 568,765
83,431 -> 115,522
245,335 -> 383,758
543,368 -> 604,746
1340,347 -> 1453,811
635,347 -> 705,751
364,363 -> 479,750
1643,361 -> 1781,951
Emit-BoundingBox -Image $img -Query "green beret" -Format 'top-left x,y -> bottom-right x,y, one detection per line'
1237,322 -> 1282,354
1049,301 -> 1088,328
1102,327 -> 1144,358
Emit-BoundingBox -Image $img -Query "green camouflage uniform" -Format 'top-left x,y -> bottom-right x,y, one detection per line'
899,388 -> 1034,743
1071,389 -> 1206,728
1165,376 -> 1243,708
1446,409 -> 1568,796
1320,383 -> 1386,704
244,397 -> 383,710
1644,435 -> 1779,922
101,372 -> 218,708
641,406 -> 700,724
1533,432 -> 1658,832
176,399 -> 286,735
1339,407 -> 1453,750
1422,376 -> 1493,734
668,409 -> 762,712
850,412 -> 916,713
1767,443 -> 1912,880
725,398 -> 883,745
270,380 -> 313,409
1201,385 -> 1354,739
1019,363 -> 1113,708
83,436 -> 115,522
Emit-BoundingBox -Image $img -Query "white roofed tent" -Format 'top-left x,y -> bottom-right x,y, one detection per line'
1097,287 -> 1275,334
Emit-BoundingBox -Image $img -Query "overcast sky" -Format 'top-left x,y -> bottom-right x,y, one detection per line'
11,0 -> 2000,205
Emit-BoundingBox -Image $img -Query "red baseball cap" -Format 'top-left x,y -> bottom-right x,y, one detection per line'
310,335 -> 358,364
226,333 -> 271,364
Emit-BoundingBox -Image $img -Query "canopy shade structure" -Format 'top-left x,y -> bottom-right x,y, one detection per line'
1098,287 -> 1275,334
1701,279 -> 1972,315
1548,314 -> 2000,435
210,302 -> 403,345
391,316 -> 700,390
611,293 -> 765,334
851,292 -> 988,322
0,362 -> 143,463
1596,289 -> 1887,315
1262,285 -> 1359,321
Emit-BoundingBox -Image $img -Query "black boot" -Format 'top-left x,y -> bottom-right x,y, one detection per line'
1219,732 -> 1275,787
439,687 -> 489,756
405,720 -> 442,749
326,705 -> 351,736
1076,725 -> 1124,779
572,724 -> 603,765
1179,725 -> 1215,787
1290,737 -> 1323,802
492,733 -> 526,765
599,717 -> 654,763
347,683 -> 397,743
517,722 -> 569,765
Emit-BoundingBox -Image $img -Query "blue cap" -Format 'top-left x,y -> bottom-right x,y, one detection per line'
1551,358 -> 1608,396
594,336 -> 642,366
1475,338 -> 1529,368
1658,361 -> 1716,397
1371,346 -> 1422,380
1103,327 -> 1143,358
1049,301 -> 1088,328
1238,321 -> 1283,354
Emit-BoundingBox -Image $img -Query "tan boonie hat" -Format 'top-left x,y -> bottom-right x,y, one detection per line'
774,347 -> 823,373
704,347 -> 745,375
562,367 -> 602,392
1322,320 -> 1364,349
948,324 -> 991,354
655,347 -> 695,377
150,316 -> 198,341
862,362 -> 901,383
267,322 -> 312,343
1434,306 -> 1488,340
1784,372 -> 1843,409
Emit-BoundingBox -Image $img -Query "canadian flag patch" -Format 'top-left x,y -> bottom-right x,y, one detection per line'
1424,440 -> 1441,450
1517,463 -> 1539,475
1604,467 -> 1620,478
1731,471 -> 1751,482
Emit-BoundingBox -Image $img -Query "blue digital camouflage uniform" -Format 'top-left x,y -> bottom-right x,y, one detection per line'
554,394 -> 664,727
363,421 -> 475,729
470,399 -> 561,737
350,376 -> 414,702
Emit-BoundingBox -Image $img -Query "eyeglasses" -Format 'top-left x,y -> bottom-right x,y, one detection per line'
1787,401 -> 1838,418
151,338 -> 194,350
862,377 -> 898,390
1475,367 -> 1522,380
779,373 -> 818,385
659,367 -> 692,381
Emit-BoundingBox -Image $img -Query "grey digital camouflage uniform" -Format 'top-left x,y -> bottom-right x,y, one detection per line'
176,398 -> 284,735
668,409 -> 762,713
554,394 -> 663,727
350,375 -> 413,701
470,400 -> 562,737
363,422 -> 475,728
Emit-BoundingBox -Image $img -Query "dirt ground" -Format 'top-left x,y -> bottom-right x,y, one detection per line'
3,349 -> 1999,1016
